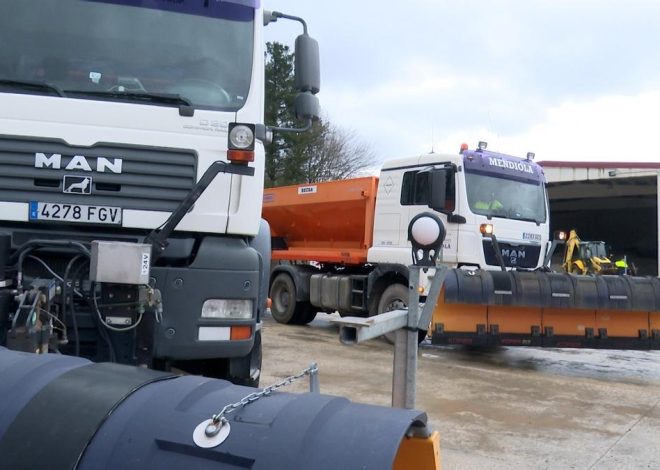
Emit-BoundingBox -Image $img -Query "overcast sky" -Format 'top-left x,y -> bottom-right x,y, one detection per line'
264,0 -> 660,165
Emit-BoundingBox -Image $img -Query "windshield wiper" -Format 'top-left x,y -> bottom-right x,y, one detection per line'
0,79 -> 65,97
63,90 -> 194,116
514,216 -> 541,225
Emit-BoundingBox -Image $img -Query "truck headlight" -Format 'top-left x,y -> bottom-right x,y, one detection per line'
201,299 -> 253,319
227,123 -> 255,165
479,223 -> 494,237
228,123 -> 255,150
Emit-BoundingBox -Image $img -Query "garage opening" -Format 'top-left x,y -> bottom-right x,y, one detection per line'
546,173 -> 658,276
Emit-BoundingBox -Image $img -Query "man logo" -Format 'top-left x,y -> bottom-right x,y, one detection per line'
35,153 -> 123,173
501,248 -> 526,266
63,175 -> 92,195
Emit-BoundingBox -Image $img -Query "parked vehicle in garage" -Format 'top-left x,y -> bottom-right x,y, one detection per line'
561,229 -> 636,275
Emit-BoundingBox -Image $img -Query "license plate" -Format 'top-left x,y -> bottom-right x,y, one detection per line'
29,202 -> 122,225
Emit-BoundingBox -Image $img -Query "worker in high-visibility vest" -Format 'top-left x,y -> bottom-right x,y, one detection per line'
615,256 -> 629,275
474,188 -> 504,211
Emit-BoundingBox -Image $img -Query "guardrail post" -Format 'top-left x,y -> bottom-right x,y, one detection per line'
392,266 -> 421,409
309,362 -> 320,393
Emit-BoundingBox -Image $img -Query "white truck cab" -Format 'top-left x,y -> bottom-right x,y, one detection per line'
0,0 -> 320,386
368,143 -> 550,273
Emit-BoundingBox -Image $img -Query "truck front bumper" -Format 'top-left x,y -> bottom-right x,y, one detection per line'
151,236 -> 262,361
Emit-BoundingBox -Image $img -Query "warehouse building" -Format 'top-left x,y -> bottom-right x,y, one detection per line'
540,162 -> 659,276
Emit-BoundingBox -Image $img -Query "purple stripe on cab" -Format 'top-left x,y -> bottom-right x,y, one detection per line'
463,150 -> 544,184
221,0 -> 260,7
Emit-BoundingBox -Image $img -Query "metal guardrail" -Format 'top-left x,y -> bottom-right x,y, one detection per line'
332,265 -> 448,409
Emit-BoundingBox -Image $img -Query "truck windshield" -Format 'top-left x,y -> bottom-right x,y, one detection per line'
465,172 -> 547,223
0,0 -> 254,111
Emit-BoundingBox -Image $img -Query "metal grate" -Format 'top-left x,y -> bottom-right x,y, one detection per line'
0,135 -> 196,212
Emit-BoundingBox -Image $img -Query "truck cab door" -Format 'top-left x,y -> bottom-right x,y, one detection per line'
430,167 -> 460,266
399,165 -> 460,265
370,169 -> 411,266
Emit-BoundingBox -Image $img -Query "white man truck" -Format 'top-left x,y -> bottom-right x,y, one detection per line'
263,143 -> 550,325
0,0 -> 321,386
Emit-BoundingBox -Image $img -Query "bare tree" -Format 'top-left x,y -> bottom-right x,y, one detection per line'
281,120 -> 375,184
302,124 -> 375,182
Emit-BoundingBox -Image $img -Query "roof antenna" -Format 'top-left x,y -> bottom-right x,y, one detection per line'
430,124 -> 435,153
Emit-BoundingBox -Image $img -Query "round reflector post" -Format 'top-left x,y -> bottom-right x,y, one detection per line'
408,213 -> 446,267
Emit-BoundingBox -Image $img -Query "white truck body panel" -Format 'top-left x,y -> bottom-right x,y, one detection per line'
0,5 -> 265,237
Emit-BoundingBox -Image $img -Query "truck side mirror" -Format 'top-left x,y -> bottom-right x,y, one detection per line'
294,93 -> 320,121
293,34 -> 321,122
264,13 -> 321,134
428,168 -> 453,213
294,34 -> 320,95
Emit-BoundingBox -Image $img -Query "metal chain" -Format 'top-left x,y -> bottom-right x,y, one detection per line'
205,362 -> 318,437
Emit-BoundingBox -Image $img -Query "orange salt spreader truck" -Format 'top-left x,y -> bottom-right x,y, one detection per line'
263,143 -> 660,350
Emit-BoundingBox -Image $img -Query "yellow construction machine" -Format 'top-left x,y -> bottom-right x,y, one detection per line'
562,230 -> 634,276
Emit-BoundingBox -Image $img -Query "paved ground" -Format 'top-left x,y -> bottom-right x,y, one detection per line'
260,312 -> 660,469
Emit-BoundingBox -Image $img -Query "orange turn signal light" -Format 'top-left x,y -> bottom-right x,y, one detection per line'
228,149 -> 254,165
230,325 -> 252,340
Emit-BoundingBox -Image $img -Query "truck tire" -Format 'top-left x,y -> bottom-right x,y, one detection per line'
229,330 -> 262,387
169,331 -> 262,387
294,303 -> 318,325
378,284 -> 427,344
270,273 -> 316,325
378,283 -> 409,315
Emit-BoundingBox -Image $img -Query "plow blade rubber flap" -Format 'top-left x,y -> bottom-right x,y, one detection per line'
0,348 -> 438,470
433,270 -> 660,349
510,272 -> 548,308
569,276 -> 606,309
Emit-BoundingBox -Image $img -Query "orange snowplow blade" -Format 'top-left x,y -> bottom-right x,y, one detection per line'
431,269 -> 660,349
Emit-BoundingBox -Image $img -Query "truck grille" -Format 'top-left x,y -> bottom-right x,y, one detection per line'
483,241 -> 541,269
0,135 -> 196,211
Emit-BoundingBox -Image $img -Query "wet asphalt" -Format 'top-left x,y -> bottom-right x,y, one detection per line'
261,312 -> 660,469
